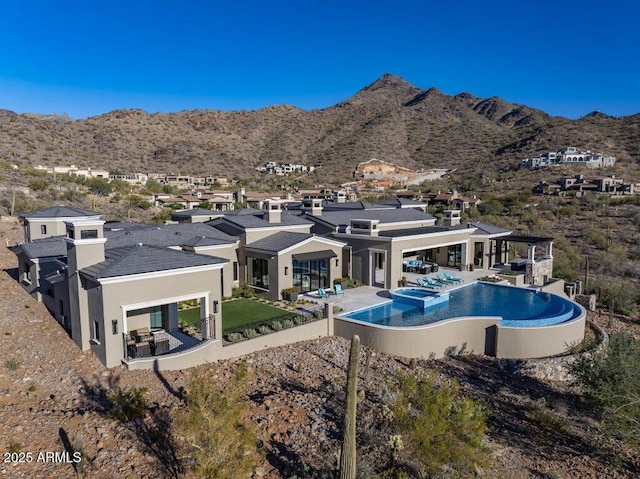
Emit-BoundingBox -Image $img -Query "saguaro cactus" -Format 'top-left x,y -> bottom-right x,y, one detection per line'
340,334 -> 360,479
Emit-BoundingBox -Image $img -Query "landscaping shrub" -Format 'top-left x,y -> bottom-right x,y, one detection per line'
258,325 -> 271,335
385,373 -> 490,476
243,328 -> 258,339
270,320 -> 283,331
282,319 -> 294,329
174,363 -> 264,478
569,332 -> 640,446
106,387 -> 148,422
225,332 -> 243,343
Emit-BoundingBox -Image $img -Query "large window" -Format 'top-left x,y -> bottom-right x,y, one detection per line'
447,244 -> 462,268
474,242 -> 484,267
150,306 -> 164,329
293,259 -> 329,293
247,257 -> 270,290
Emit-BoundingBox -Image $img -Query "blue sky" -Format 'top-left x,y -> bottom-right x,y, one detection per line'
1,0 -> 638,119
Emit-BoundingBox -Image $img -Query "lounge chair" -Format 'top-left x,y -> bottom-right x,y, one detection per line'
444,272 -> 463,283
436,273 -> 457,284
318,288 -> 330,299
417,278 -> 440,289
333,283 -> 345,295
425,276 -> 446,288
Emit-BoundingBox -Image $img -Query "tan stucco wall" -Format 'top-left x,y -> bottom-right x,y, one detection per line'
186,244 -> 237,297
220,319 -> 329,359
124,339 -> 222,371
24,219 -> 67,241
95,267 -> 223,368
495,314 -> 585,358
124,319 -> 330,371
335,305 -> 587,360
335,316 -> 500,358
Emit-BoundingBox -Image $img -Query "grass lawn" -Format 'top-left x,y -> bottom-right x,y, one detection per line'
178,307 -> 203,331
222,299 -> 290,331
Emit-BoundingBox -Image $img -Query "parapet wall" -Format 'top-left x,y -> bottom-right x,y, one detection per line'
335,307 -> 587,360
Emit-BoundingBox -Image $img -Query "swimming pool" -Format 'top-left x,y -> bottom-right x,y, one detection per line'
344,282 -> 581,328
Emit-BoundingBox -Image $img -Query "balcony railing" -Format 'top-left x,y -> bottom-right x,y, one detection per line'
123,315 -> 215,360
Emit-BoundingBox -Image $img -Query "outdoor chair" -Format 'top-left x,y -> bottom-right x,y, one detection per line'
333,283 -> 345,295
416,278 -> 439,289
444,272 -> 463,283
436,273 -> 456,284
318,288 -> 330,299
425,276 -> 445,288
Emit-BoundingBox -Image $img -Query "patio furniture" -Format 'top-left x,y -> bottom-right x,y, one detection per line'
318,288 -> 330,299
152,338 -> 170,355
133,327 -> 152,343
333,283 -> 345,295
416,278 -> 439,289
128,341 -> 151,358
436,273 -> 457,284
444,272 -> 463,283
425,277 -> 445,288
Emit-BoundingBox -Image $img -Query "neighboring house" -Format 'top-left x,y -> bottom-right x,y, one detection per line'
521,146 -> 616,169
534,175 -> 636,196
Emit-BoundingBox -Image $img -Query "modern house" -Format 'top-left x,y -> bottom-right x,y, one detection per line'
12,198 -> 562,370
521,146 -> 616,169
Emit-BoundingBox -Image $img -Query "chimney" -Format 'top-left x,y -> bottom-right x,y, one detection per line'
302,197 -> 323,216
262,199 -> 282,223
65,219 -> 106,351
442,209 -> 461,227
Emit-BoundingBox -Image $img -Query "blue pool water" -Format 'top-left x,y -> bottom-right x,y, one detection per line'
344,282 -> 581,328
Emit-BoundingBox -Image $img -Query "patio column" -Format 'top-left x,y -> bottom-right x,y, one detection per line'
527,244 -> 536,264
545,241 -> 553,259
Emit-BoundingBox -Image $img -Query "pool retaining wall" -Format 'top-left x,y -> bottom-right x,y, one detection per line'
335,307 -> 587,360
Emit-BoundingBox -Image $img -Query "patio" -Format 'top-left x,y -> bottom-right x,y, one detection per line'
303,268 -> 492,313
124,328 -> 204,360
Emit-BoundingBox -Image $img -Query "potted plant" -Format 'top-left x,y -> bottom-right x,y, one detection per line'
281,287 -> 299,302
400,276 -> 408,287
334,277 -> 350,289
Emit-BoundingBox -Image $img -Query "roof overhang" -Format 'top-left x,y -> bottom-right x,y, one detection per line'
292,250 -> 338,262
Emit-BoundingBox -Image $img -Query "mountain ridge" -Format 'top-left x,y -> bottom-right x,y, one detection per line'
0,74 -> 638,185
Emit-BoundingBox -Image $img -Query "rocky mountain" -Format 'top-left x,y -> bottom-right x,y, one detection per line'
0,74 -> 638,186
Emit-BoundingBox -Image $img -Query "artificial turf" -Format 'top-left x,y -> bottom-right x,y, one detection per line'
221,299 -> 290,330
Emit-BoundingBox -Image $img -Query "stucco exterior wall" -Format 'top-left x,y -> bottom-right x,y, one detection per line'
95,266 -> 223,368
24,219 -> 68,241
495,314 -> 585,358
335,306 -> 587,360
220,319 -> 329,359
335,316 -> 500,358
124,339 -> 222,371
187,244 -> 237,297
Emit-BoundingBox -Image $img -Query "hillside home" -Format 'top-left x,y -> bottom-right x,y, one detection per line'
13,198 -> 555,370
534,175 -> 636,196
521,146 -> 616,169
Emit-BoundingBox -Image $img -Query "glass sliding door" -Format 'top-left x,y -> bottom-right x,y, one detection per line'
447,244 -> 462,268
247,257 -> 269,291
293,258 -> 329,293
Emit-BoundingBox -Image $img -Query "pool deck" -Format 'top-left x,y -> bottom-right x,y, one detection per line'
303,268 -> 492,314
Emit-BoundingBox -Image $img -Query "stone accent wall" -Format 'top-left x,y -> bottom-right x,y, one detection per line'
526,258 -> 554,285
